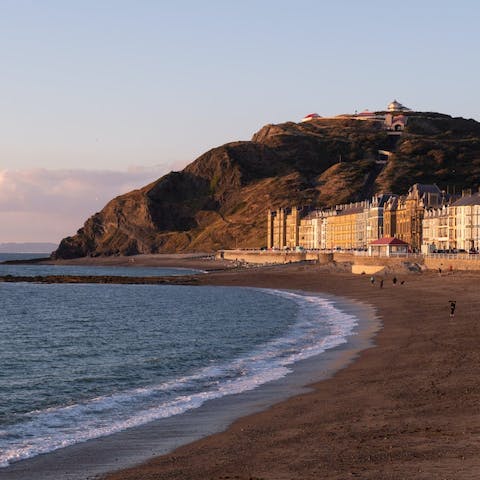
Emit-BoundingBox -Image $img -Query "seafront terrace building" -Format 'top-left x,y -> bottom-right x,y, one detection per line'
267,206 -> 303,249
449,192 -> 480,251
384,184 -> 446,252
366,194 -> 396,244
298,211 -> 325,249
267,194 -> 396,251
325,202 -> 368,250
267,184 -> 480,256
421,205 -> 451,253
267,184 -> 454,253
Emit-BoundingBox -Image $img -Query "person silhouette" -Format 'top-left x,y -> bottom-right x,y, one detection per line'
449,300 -> 456,318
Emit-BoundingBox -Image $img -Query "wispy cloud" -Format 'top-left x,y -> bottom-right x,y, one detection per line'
0,167 -> 168,242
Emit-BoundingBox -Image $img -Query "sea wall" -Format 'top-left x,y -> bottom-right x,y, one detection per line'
217,250 -> 480,271
217,250 -> 334,264
218,250 -> 307,264
332,253 -> 424,267
424,256 -> 480,271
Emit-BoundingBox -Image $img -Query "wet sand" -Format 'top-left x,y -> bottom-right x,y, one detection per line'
100,264 -> 480,480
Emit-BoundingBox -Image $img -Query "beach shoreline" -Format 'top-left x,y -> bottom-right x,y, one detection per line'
0,281 -> 379,480
101,263 -> 480,480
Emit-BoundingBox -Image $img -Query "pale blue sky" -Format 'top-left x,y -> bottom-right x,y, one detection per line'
0,0 -> 478,241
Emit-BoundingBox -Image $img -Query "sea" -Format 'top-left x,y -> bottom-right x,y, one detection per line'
0,253 -> 361,475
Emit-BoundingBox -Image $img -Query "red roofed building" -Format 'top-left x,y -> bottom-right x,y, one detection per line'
300,113 -> 321,122
368,236 -> 409,256
357,109 -> 376,118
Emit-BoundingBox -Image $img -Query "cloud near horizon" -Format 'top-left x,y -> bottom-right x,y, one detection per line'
0,167 -> 170,243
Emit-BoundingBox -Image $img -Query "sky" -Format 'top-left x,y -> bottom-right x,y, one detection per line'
1,0 -> 479,243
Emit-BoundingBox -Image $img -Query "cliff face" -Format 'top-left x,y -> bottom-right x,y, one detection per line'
54,113 -> 480,258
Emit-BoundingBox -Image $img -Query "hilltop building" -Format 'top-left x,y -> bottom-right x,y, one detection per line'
387,99 -> 411,112
384,113 -> 407,131
300,113 -> 321,122
300,101 -> 411,131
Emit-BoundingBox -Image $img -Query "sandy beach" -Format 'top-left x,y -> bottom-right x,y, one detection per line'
92,262 -> 480,480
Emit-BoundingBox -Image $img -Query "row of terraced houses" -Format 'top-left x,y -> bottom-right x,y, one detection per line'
267,184 -> 480,255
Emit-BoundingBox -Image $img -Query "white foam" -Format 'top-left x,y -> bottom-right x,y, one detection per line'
0,289 -> 358,468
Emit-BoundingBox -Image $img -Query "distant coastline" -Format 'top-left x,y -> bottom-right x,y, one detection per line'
0,242 -> 57,254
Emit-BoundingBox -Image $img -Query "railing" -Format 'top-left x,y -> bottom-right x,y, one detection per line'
351,251 -> 422,258
219,249 -> 480,261
425,253 -> 480,260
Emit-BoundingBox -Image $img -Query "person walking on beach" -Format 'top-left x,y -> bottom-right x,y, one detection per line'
392,276 -> 397,285
370,276 -> 375,286
380,279 -> 384,289
449,300 -> 456,318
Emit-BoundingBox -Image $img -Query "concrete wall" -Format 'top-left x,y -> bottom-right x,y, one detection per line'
218,250 -> 480,271
332,253 -> 424,266
218,250 -> 334,265
424,256 -> 480,271
218,250 -> 306,264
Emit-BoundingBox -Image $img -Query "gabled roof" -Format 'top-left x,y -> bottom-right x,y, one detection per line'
370,236 -> 409,246
452,193 -> 480,206
411,183 -> 442,195
337,205 -> 365,215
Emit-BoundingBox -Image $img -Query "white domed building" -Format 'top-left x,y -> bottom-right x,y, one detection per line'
387,100 -> 411,112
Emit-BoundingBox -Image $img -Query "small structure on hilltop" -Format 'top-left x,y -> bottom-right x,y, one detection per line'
385,113 -> 408,131
387,99 -> 411,112
300,113 -> 321,122
357,109 -> 376,118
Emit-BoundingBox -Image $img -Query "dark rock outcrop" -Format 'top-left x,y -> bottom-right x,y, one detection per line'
54,113 -> 480,258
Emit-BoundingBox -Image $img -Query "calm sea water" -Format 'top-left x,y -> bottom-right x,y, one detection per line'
0,253 -> 202,277
0,272 -> 358,468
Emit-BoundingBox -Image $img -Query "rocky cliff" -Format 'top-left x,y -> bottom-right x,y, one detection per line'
54,112 -> 480,258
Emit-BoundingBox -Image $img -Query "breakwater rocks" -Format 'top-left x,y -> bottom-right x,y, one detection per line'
0,275 -> 200,285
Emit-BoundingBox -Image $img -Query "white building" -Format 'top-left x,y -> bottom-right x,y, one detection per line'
422,205 -> 450,253
387,99 -> 411,112
450,193 -> 480,251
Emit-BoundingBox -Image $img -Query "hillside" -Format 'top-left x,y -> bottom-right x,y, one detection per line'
54,112 -> 480,258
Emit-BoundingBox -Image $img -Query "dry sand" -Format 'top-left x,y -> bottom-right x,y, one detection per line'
96,263 -> 480,480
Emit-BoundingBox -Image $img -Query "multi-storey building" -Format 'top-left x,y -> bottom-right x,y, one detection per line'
267,206 -> 304,249
385,184 -> 445,251
268,184 -> 454,253
325,204 -> 367,250
421,205 -> 450,252
366,194 -> 396,244
449,192 -> 480,251
298,211 -> 325,249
